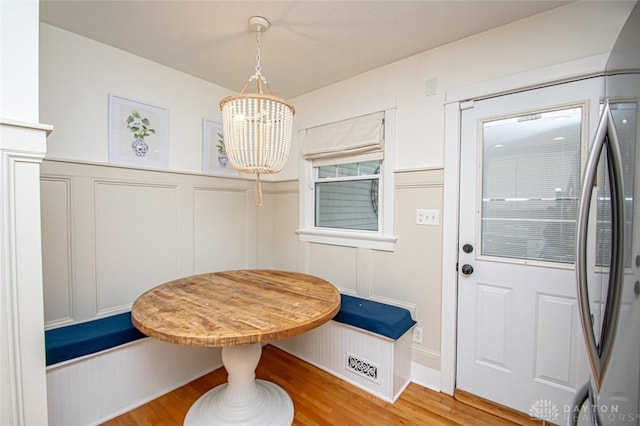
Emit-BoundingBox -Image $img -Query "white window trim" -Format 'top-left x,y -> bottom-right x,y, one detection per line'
297,108 -> 397,251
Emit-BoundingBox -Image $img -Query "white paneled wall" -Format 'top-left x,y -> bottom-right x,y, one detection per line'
263,185 -> 299,270
95,182 -> 179,315
40,159 -> 296,424
40,159 -> 266,327
298,169 -> 443,372
274,320 -> 413,402
40,161 -> 445,392
39,162 -> 438,420
193,187 -> 249,274
46,339 -> 221,426
304,243 -> 359,293
40,177 -> 74,326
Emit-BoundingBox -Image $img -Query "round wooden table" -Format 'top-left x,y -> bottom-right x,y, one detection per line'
131,269 -> 340,426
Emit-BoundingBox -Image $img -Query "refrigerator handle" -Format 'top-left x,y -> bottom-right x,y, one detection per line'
566,381 -> 603,426
575,102 -> 625,391
599,104 -> 625,386
566,381 -> 589,426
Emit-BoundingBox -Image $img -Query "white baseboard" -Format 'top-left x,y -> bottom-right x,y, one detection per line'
411,362 -> 441,393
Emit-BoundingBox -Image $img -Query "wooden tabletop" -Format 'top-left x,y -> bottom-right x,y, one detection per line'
131,269 -> 340,347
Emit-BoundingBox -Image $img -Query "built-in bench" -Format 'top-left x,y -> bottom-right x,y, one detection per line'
45,312 -> 146,366
44,294 -> 416,368
45,313 -> 221,426
45,294 -> 416,425
274,293 -> 416,402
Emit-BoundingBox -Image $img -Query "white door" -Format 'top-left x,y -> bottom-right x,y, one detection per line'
456,77 -> 604,417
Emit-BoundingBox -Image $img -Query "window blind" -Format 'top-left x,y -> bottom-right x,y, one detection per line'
314,160 -> 380,231
303,112 -> 384,162
480,107 -> 583,264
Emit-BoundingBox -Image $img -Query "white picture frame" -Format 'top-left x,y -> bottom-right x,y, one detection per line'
108,94 -> 169,168
202,119 -> 241,176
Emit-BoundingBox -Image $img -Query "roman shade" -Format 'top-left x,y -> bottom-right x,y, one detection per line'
303,112 -> 384,165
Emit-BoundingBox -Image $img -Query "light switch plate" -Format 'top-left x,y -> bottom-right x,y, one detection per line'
416,209 -> 439,226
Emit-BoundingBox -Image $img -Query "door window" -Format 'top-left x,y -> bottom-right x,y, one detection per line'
480,106 -> 583,263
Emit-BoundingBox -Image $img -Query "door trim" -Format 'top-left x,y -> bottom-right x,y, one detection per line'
440,54 -> 609,395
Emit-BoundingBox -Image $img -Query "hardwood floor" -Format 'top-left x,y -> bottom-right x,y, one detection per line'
102,344 -> 541,425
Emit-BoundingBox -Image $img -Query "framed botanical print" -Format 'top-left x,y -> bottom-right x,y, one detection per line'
202,119 -> 241,176
108,94 -> 169,168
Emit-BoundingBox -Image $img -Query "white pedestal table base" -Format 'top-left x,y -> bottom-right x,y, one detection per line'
184,343 -> 293,425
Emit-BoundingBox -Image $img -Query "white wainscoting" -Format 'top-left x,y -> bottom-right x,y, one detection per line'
1,119 -> 52,426
273,320 -> 413,402
297,168 -> 443,376
40,159 -> 264,326
95,181 -> 180,315
40,159 -> 281,424
46,339 -> 221,426
39,160 -> 445,421
193,186 -> 249,273
40,176 -> 74,327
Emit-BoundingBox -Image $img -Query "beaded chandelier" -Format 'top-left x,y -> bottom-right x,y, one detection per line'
219,16 -> 295,206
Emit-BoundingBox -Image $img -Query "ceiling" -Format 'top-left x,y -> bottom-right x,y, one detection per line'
40,0 -> 573,99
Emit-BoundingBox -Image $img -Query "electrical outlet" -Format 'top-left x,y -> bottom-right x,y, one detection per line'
412,327 -> 423,344
416,209 -> 439,226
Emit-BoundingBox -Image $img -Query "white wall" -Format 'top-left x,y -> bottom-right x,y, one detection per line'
1,1 -> 40,122
41,1 -> 632,182
39,1 -> 633,176
40,24 -> 235,174
291,1 -> 631,173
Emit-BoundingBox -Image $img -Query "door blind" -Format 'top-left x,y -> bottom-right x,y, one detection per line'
480,107 -> 583,263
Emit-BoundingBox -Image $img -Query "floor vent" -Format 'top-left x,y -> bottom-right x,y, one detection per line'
346,352 -> 380,383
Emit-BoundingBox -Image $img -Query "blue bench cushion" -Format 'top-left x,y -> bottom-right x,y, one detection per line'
333,294 -> 416,340
45,312 -> 146,366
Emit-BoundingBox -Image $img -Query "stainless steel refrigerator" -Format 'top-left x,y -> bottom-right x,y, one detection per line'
571,3 -> 640,425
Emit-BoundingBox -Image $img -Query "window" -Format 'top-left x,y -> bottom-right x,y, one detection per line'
315,160 -> 381,231
298,110 -> 396,251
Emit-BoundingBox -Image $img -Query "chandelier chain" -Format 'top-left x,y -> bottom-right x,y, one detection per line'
255,26 -> 262,77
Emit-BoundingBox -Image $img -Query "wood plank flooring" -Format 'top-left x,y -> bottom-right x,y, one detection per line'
102,344 -> 541,425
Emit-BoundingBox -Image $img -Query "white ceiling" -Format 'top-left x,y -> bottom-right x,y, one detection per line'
40,0 -> 573,99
